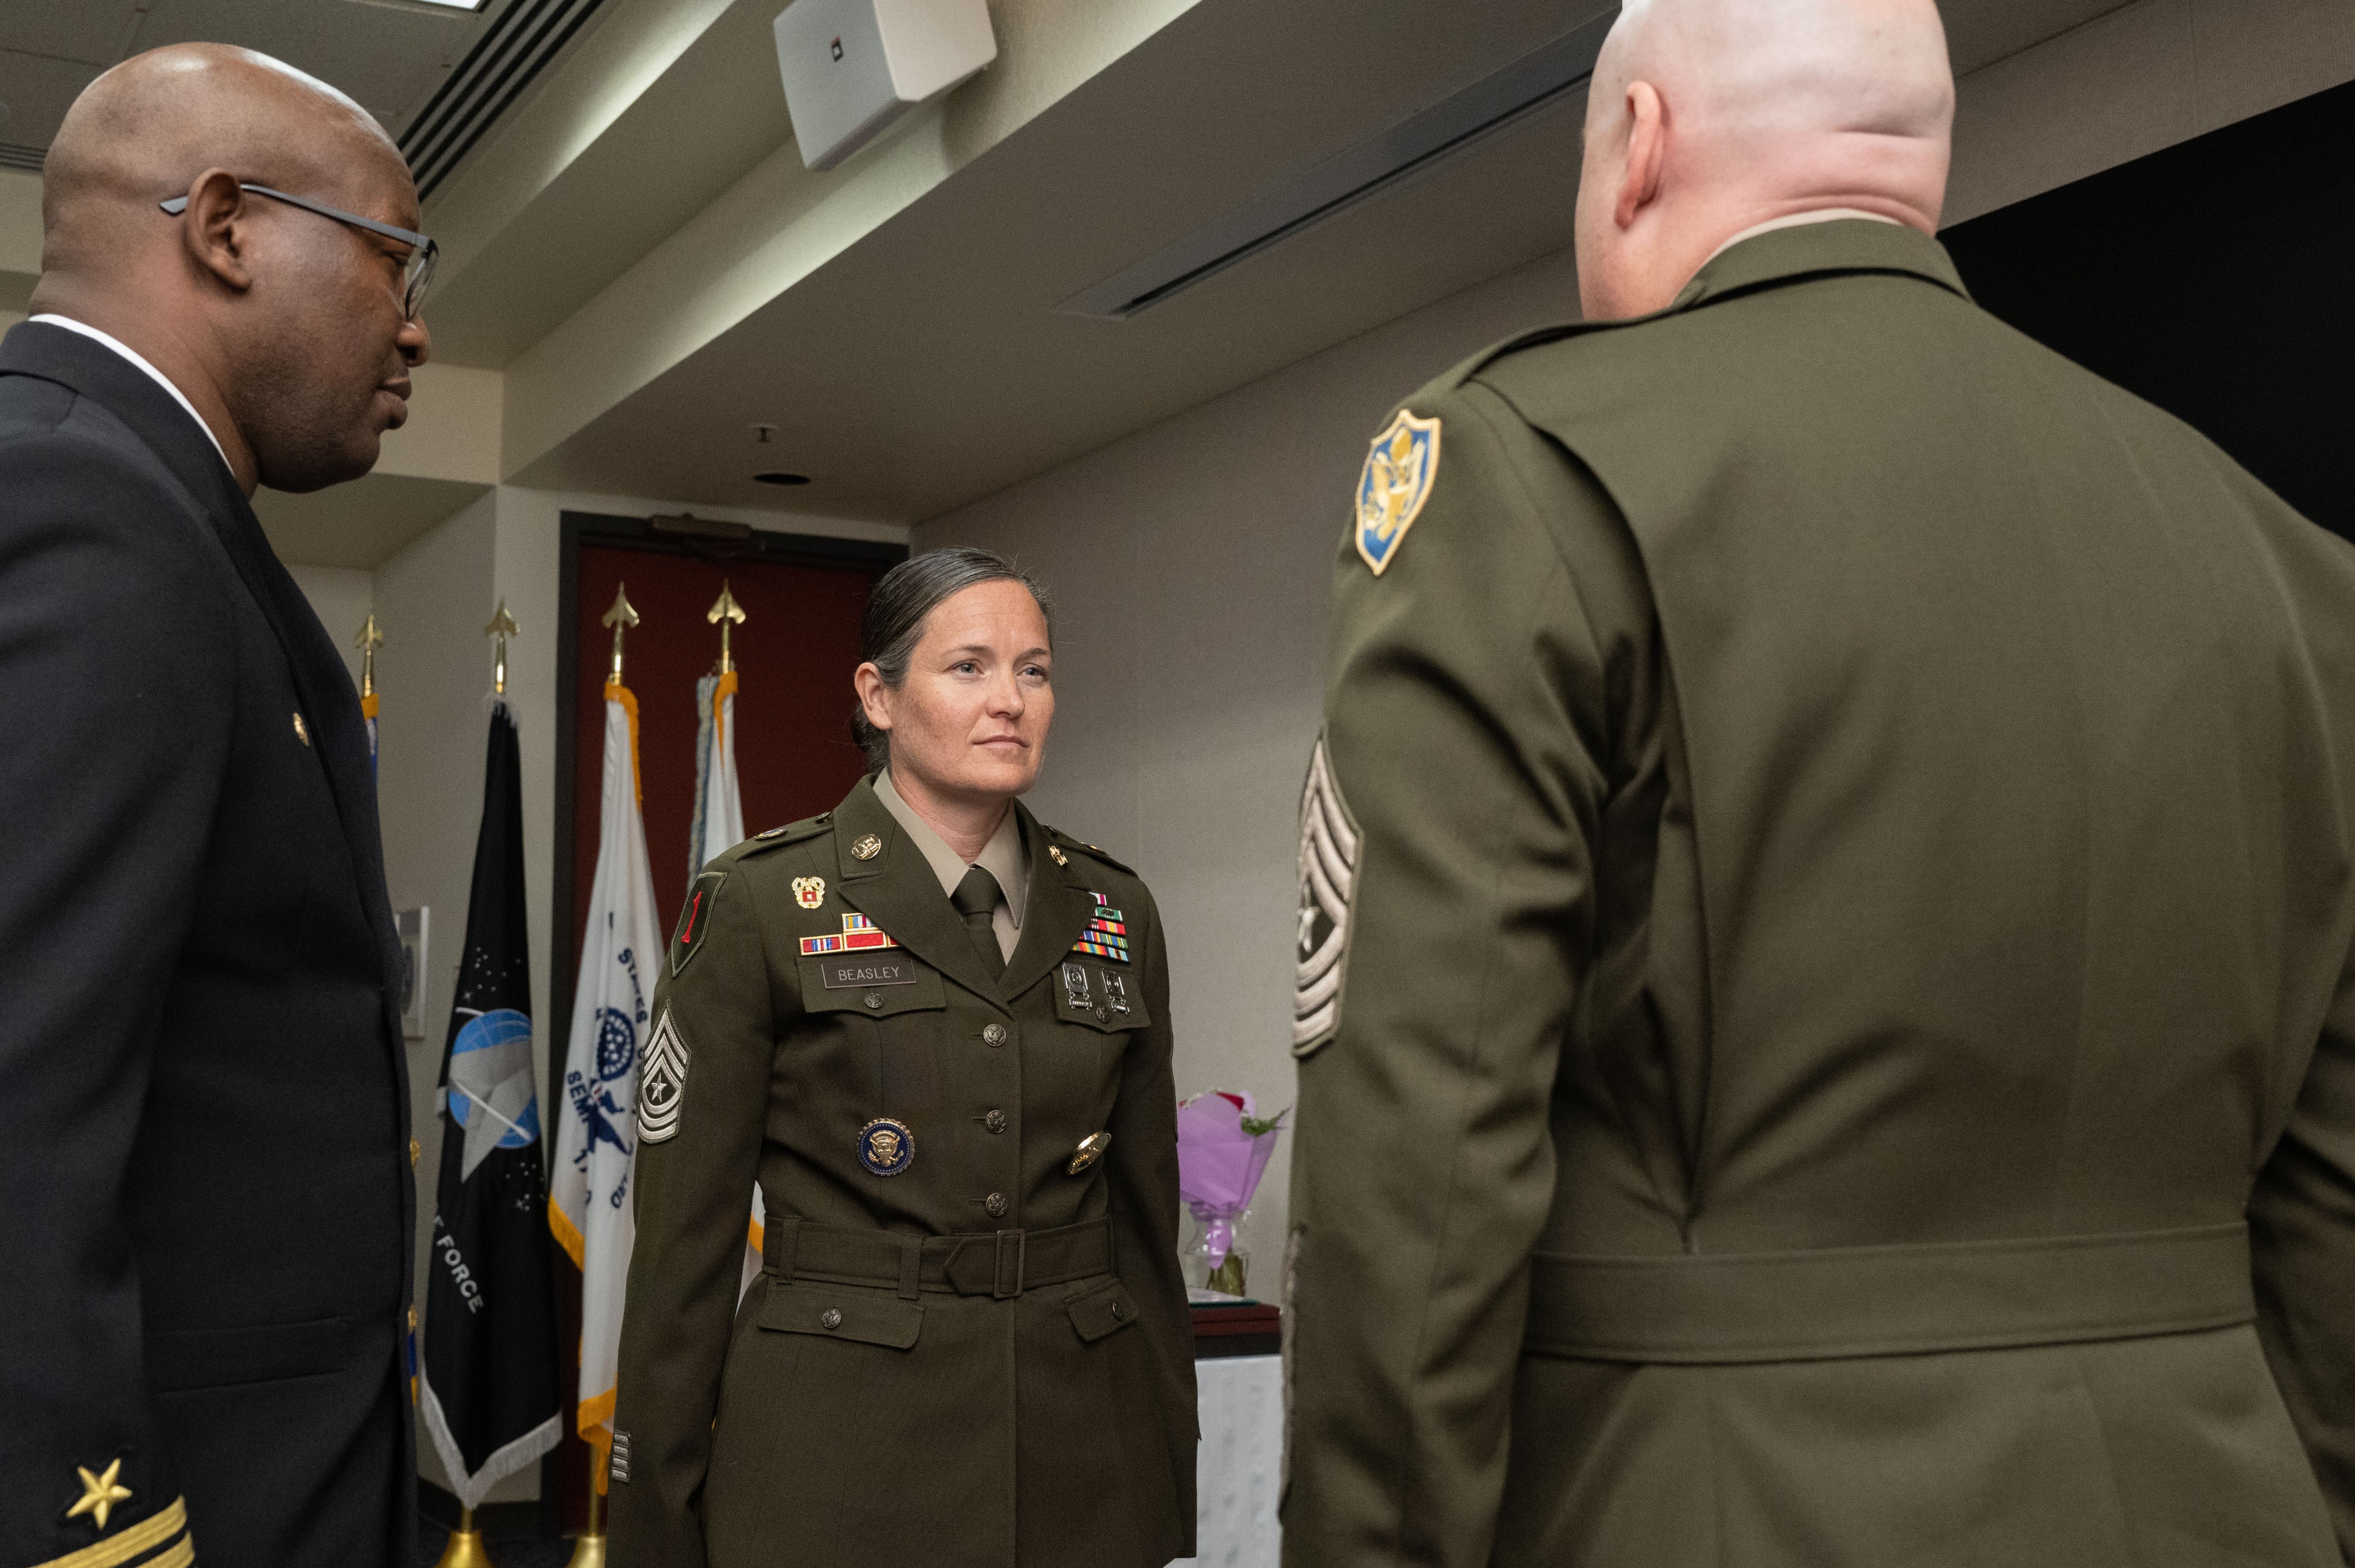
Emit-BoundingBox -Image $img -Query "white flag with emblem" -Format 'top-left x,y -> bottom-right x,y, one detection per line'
552,678 -> 662,1485
688,666 -> 767,1297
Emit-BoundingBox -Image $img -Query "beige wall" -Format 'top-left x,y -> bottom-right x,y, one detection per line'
916,0 -> 2355,1262
918,245 -> 1586,1265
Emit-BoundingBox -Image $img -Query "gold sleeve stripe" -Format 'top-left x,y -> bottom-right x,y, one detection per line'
142,1533 -> 194,1568
28,1498 -> 188,1568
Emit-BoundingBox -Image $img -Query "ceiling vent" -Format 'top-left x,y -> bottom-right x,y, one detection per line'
401,0 -> 611,200
1060,9 -> 1616,320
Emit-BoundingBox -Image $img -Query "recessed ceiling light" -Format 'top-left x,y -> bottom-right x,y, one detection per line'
753,472 -> 811,486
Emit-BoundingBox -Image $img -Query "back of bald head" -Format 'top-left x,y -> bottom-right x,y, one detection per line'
42,44 -> 405,283
1594,0 -> 1954,232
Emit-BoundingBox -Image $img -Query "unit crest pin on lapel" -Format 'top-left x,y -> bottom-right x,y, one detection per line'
1355,409 -> 1441,576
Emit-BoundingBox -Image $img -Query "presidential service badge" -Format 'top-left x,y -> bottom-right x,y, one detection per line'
638,1007 -> 690,1144
1355,409 -> 1441,576
1294,734 -> 1360,1056
858,1117 -> 915,1176
793,876 -> 826,910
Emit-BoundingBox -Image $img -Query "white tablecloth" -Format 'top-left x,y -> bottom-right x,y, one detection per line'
1176,1353 -> 1284,1568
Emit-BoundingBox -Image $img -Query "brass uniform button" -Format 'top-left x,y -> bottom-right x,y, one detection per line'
409,1137 -> 421,1167
982,1023 -> 1008,1047
1095,1005 -> 1111,1023
292,712 -> 310,746
985,1192 -> 1009,1218
864,991 -> 883,1010
821,1308 -> 842,1330
408,1306 -> 418,1331
1110,1300 -> 1125,1321
984,1109 -> 1008,1134
851,834 -> 883,861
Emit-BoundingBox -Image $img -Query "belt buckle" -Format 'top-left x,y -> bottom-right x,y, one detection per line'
992,1229 -> 1027,1299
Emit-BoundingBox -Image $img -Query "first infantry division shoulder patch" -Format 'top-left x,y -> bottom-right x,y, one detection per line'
1294,734 -> 1360,1056
1355,408 -> 1440,576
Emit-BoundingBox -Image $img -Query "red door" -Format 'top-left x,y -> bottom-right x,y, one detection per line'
549,520 -> 902,1530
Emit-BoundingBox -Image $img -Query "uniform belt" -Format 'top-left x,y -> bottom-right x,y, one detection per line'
763,1214 -> 1114,1300
1524,1221 -> 2254,1364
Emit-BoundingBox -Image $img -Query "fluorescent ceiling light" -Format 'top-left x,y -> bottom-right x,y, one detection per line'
407,0 -> 489,10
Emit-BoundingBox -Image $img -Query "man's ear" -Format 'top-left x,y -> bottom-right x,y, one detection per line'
179,168 -> 257,296
1615,81 -> 1667,230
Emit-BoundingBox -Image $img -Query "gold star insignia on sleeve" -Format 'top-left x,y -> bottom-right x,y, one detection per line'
67,1457 -> 134,1530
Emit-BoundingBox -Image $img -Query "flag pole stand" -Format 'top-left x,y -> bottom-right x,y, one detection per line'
564,1484 -> 607,1567
434,1506 -> 497,1568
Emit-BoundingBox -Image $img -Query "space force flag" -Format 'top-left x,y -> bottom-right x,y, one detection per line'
422,699 -> 563,1509
552,679 -> 662,1482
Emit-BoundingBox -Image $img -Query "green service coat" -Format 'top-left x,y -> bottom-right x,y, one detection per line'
1282,221 -> 2355,1567
609,778 -> 1195,1568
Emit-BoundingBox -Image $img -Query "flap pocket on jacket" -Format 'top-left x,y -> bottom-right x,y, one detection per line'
798,956 -> 947,1018
758,1282 -> 923,1350
1065,1279 -> 1142,1344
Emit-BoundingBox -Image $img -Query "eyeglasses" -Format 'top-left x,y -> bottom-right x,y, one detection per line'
160,183 -> 439,321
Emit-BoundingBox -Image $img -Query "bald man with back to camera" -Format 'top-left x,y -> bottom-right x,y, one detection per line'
0,46 -> 432,1568
1284,2 -> 2355,1564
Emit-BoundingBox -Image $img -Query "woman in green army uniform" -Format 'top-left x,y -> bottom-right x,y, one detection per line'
609,548 -> 1196,1568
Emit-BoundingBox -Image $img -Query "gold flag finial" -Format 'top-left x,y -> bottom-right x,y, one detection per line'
602,584 -> 641,682
484,599 -> 520,695
354,612 -> 384,700
706,582 -> 746,674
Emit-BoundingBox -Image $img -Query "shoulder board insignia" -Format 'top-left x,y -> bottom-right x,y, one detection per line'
742,815 -> 833,856
672,870 -> 726,975
1048,828 -> 1134,875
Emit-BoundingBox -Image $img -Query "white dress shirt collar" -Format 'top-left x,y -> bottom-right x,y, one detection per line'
873,769 -> 1029,962
29,313 -> 232,470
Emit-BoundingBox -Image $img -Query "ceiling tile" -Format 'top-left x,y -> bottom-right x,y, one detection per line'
0,49 -> 107,152
0,3 -> 142,69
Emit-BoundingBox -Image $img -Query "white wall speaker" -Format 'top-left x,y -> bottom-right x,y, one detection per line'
774,0 -> 998,172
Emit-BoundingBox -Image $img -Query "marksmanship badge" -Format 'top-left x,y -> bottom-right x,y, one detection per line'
793,876 -> 826,910
637,1008 -> 691,1144
1355,409 -> 1441,576
1293,734 -> 1360,1055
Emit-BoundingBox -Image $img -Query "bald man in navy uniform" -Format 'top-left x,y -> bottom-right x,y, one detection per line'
0,44 -> 432,1568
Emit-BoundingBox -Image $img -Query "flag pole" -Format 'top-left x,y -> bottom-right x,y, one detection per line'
485,599 -> 520,696
434,1506 -> 495,1568
561,583 -> 639,1568
356,613 -> 383,772
706,581 -> 744,674
564,1487 -> 607,1567
602,585 -> 640,684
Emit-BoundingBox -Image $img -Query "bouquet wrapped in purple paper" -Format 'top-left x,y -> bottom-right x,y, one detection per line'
1176,1089 -> 1288,1296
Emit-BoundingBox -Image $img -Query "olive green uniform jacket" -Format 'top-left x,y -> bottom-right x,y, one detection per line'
1283,221 -> 2355,1568
609,779 -> 1196,1568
